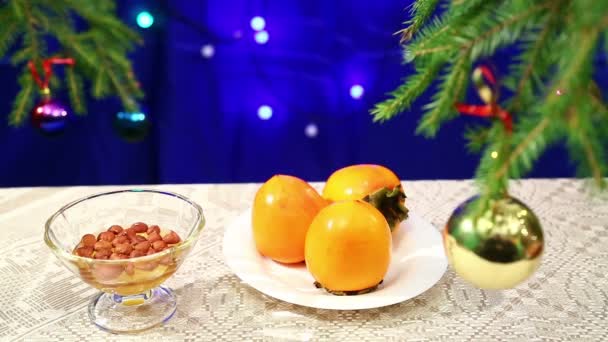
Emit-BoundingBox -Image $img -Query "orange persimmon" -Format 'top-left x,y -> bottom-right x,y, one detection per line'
305,200 -> 391,293
252,175 -> 327,263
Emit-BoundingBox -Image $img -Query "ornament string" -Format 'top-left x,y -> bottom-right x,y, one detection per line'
28,58 -> 76,92
455,65 -> 513,133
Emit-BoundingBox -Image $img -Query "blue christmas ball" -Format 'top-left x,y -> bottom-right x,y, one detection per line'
113,110 -> 150,142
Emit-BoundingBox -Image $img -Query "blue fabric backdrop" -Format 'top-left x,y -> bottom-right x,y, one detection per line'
2,0 -> 601,187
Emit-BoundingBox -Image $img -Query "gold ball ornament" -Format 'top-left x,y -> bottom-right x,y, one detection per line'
443,195 -> 544,289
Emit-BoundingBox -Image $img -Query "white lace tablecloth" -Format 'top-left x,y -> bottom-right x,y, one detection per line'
1,179 -> 607,341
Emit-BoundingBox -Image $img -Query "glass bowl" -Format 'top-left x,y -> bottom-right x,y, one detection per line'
44,189 -> 205,333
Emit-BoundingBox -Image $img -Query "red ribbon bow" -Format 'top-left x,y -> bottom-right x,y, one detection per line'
455,65 -> 513,133
28,58 -> 75,91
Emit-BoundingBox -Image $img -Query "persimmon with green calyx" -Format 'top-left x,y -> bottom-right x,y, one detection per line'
252,175 -> 328,264
322,164 -> 408,231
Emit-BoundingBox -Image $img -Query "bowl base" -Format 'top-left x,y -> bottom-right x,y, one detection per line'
88,286 -> 177,333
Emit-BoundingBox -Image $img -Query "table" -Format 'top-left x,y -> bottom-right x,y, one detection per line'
1,179 -> 607,341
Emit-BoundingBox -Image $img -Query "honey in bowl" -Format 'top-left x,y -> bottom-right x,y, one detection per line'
72,222 -> 183,296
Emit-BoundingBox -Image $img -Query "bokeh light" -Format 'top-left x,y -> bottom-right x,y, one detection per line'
305,123 -> 318,138
136,11 -> 154,29
117,112 -> 147,122
257,105 -> 273,120
254,30 -> 269,44
250,16 -> 266,31
350,84 -> 364,99
201,44 -> 215,58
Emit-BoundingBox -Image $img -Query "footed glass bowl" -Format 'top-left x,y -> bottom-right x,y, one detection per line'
44,189 -> 205,333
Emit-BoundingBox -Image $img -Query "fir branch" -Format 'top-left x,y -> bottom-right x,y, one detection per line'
474,123 -> 511,197
505,0 -> 565,111
1,0 -> 144,126
496,117 -> 550,179
0,16 -> 19,58
464,125 -> 490,153
95,43 -> 139,112
124,65 -> 144,99
8,71 -> 35,126
580,133 -> 603,185
551,32 -> 598,95
92,69 -> 110,98
416,52 -> 470,137
408,2 -> 548,60
497,21 -> 600,182
10,0 -> 24,19
371,58 -> 444,122
408,0 -> 498,54
66,67 -> 86,114
508,20 -> 555,112
397,0 -> 440,43
459,2 -> 549,60
16,1 -> 45,64
565,98 -> 607,187
65,36 -> 98,68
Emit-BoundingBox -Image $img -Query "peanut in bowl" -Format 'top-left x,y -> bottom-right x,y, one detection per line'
44,189 -> 205,334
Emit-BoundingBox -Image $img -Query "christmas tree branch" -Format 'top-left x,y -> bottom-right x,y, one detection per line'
495,117 -> 550,179
66,67 -> 85,114
375,0 -> 608,201
506,1 -> 565,111
408,2 -> 548,60
92,69 -> 110,98
371,57 -> 445,122
509,22 -> 554,112
9,71 -> 35,126
406,0 -> 500,60
475,123 -> 511,198
2,0 -> 143,126
498,26 -> 600,182
0,13 -> 18,57
465,125 -> 490,153
566,105 -> 607,188
397,0 -> 440,43
95,42 -> 139,112
580,132 -> 603,185
416,52 -> 470,137
20,1 -> 44,64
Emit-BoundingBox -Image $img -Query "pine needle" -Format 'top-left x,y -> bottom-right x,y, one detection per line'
9,71 -> 35,127
66,67 -> 86,114
371,58 -> 445,122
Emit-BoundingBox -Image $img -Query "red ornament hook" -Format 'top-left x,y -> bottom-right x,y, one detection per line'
28,57 -> 76,91
455,65 -> 513,133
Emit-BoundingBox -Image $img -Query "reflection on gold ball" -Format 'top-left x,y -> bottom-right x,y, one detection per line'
443,195 -> 544,289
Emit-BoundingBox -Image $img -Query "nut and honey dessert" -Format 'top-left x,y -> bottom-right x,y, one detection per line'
72,222 -> 183,295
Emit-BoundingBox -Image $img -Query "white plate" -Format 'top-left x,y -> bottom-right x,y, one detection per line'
223,209 -> 447,310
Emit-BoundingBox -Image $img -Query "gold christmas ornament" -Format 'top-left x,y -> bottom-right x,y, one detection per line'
443,195 -> 544,289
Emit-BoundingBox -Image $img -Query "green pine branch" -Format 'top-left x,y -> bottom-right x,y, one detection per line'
66,67 -> 85,114
371,57 -> 445,122
416,51 -> 470,137
92,69 -> 110,99
9,70 -> 36,126
464,125 -> 490,154
397,0 -> 440,43
404,0 -> 500,62
0,14 -> 19,57
474,123 -> 510,198
373,0 -> 608,200
504,12 -> 558,112
1,0 -> 144,126
567,112 -> 607,187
